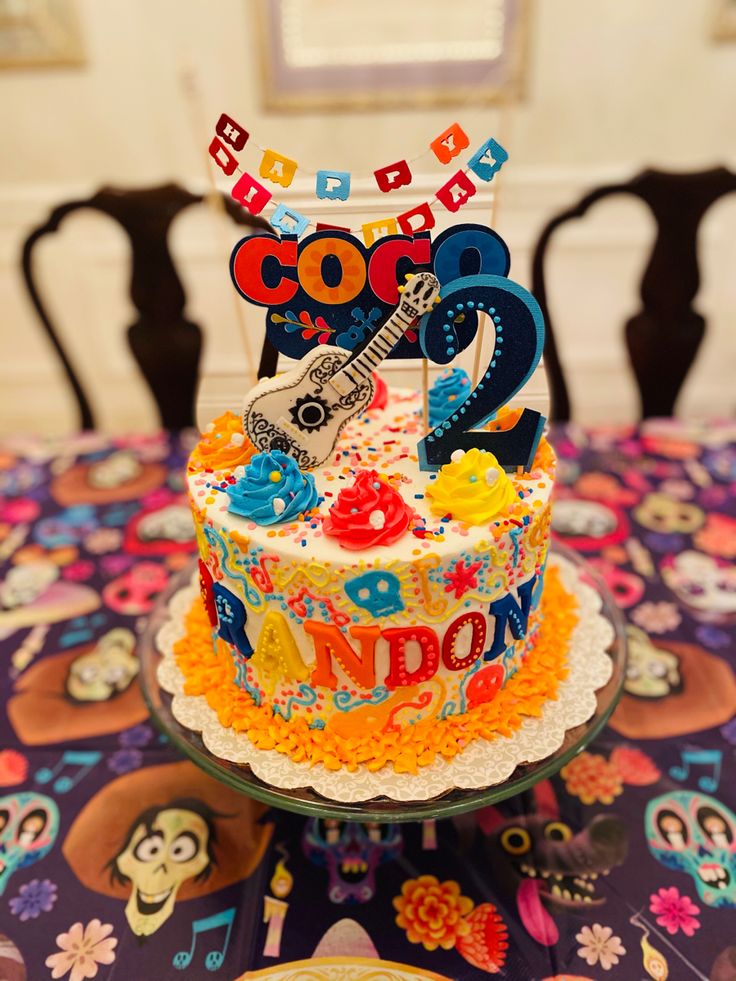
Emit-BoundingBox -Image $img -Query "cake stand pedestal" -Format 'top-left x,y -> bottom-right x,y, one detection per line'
139,544 -> 626,822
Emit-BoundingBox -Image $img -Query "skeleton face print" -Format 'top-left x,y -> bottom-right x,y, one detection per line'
625,627 -> 681,700
66,628 -> 138,703
137,505 -> 193,544
110,800 -> 217,937
0,562 -> 58,610
88,451 -> 143,490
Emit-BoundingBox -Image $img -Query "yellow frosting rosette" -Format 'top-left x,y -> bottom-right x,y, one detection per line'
426,447 -> 517,525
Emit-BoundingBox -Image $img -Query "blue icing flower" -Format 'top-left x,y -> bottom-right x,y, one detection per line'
428,367 -> 471,428
227,450 -> 320,525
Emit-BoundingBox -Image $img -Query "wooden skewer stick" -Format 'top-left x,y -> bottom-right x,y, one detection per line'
179,65 -> 259,389
471,99 -> 512,389
422,356 -> 430,434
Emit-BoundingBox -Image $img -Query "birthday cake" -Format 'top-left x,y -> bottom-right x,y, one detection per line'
174,118 -> 578,776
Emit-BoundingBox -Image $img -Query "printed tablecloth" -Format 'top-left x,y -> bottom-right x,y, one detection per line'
0,421 -> 734,981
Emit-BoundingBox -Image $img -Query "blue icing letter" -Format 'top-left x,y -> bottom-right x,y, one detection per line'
428,367 -> 471,428
227,450 -> 320,525
315,170 -> 351,201
484,575 -> 536,661
213,582 -> 253,659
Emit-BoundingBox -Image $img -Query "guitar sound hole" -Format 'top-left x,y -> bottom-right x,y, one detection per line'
290,394 -> 332,433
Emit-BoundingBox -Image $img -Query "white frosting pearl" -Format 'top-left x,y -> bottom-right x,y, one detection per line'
485,466 -> 501,486
450,449 -> 465,463
230,432 -> 245,446
369,509 -> 386,529
273,497 -> 286,516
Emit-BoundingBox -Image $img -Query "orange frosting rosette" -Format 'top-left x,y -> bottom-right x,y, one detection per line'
188,412 -> 256,474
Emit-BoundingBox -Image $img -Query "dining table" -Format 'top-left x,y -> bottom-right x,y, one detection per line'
0,418 -> 734,981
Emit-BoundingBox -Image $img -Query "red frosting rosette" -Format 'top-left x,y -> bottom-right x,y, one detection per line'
367,371 -> 388,411
322,469 -> 413,550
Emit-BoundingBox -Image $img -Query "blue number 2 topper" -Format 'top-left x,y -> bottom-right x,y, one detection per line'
418,274 -> 546,472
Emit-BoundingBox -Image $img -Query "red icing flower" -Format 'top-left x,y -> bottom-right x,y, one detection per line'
322,470 -> 413,550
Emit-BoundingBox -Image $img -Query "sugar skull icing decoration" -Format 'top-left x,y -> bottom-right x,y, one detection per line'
646,791 -> 736,908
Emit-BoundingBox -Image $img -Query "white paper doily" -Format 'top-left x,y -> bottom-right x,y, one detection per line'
156,554 -> 614,804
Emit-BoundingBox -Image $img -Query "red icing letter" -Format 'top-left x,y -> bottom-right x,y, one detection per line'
209,137 -> 238,176
397,202 -> 436,236
231,236 -> 298,305
430,123 -> 470,164
306,620 -> 380,690
231,171 -> 273,216
436,171 -> 477,213
442,612 -> 487,671
384,626 -> 440,689
215,113 -> 249,151
368,236 -> 432,304
374,160 -> 412,192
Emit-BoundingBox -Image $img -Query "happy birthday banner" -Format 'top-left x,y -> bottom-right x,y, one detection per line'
208,113 -> 508,242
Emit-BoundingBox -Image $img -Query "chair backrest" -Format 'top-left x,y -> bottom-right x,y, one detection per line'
531,167 -> 736,422
21,182 -> 269,430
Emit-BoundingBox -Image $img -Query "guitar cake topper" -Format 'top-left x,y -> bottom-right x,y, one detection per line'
242,272 -> 441,469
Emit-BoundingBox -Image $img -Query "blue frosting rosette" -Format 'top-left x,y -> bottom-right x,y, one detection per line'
226,450 -> 320,525
428,367 -> 471,428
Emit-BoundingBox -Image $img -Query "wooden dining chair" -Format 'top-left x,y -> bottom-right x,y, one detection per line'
21,183 -> 270,430
531,167 -> 736,422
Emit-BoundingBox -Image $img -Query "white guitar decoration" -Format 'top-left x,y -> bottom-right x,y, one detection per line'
242,272 -> 441,470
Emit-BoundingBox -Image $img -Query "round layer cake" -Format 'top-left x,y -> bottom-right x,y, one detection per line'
184,383 -> 558,771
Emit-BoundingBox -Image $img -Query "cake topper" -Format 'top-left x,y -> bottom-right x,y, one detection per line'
242,272 -> 441,470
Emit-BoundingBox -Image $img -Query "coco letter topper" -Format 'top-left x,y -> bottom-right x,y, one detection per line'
229,224 -> 510,361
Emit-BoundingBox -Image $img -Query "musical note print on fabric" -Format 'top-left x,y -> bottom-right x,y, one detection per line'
173,907 -> 236,972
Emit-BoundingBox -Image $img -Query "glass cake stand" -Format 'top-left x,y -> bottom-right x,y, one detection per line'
139,543 -> 626,822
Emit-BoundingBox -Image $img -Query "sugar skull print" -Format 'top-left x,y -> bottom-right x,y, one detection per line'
661,551 -> 736,625
646,792 -> 736,908
634,492 -> 704,534
0,793 -> 59,895
551,498 -> 627,551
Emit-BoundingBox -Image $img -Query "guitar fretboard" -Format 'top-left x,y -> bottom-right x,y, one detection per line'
332,307 -> 414,388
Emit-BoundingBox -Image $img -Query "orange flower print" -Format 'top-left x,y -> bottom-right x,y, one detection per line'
561,752 -> 623,805
393,875 -> 474,951
695,513 -> 736,559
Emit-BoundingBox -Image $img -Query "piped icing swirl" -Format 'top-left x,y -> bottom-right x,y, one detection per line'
367,371 -> 388,411
188,412 -> 255,474
322,469 -> 413,550
227,450 -> 319,525
428,368 -> 471,428
426,448 -> 517,525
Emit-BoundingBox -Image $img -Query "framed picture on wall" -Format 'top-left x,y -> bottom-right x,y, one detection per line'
257,0 -> 531,111
0,0 -> 84,68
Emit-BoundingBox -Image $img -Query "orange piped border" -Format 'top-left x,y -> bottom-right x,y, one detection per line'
173,566 -> 578,775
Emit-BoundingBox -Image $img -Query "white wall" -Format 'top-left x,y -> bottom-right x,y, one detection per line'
1,0 -> 735,433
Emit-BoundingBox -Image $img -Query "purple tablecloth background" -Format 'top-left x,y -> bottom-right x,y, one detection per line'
0,421 -> 734,981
